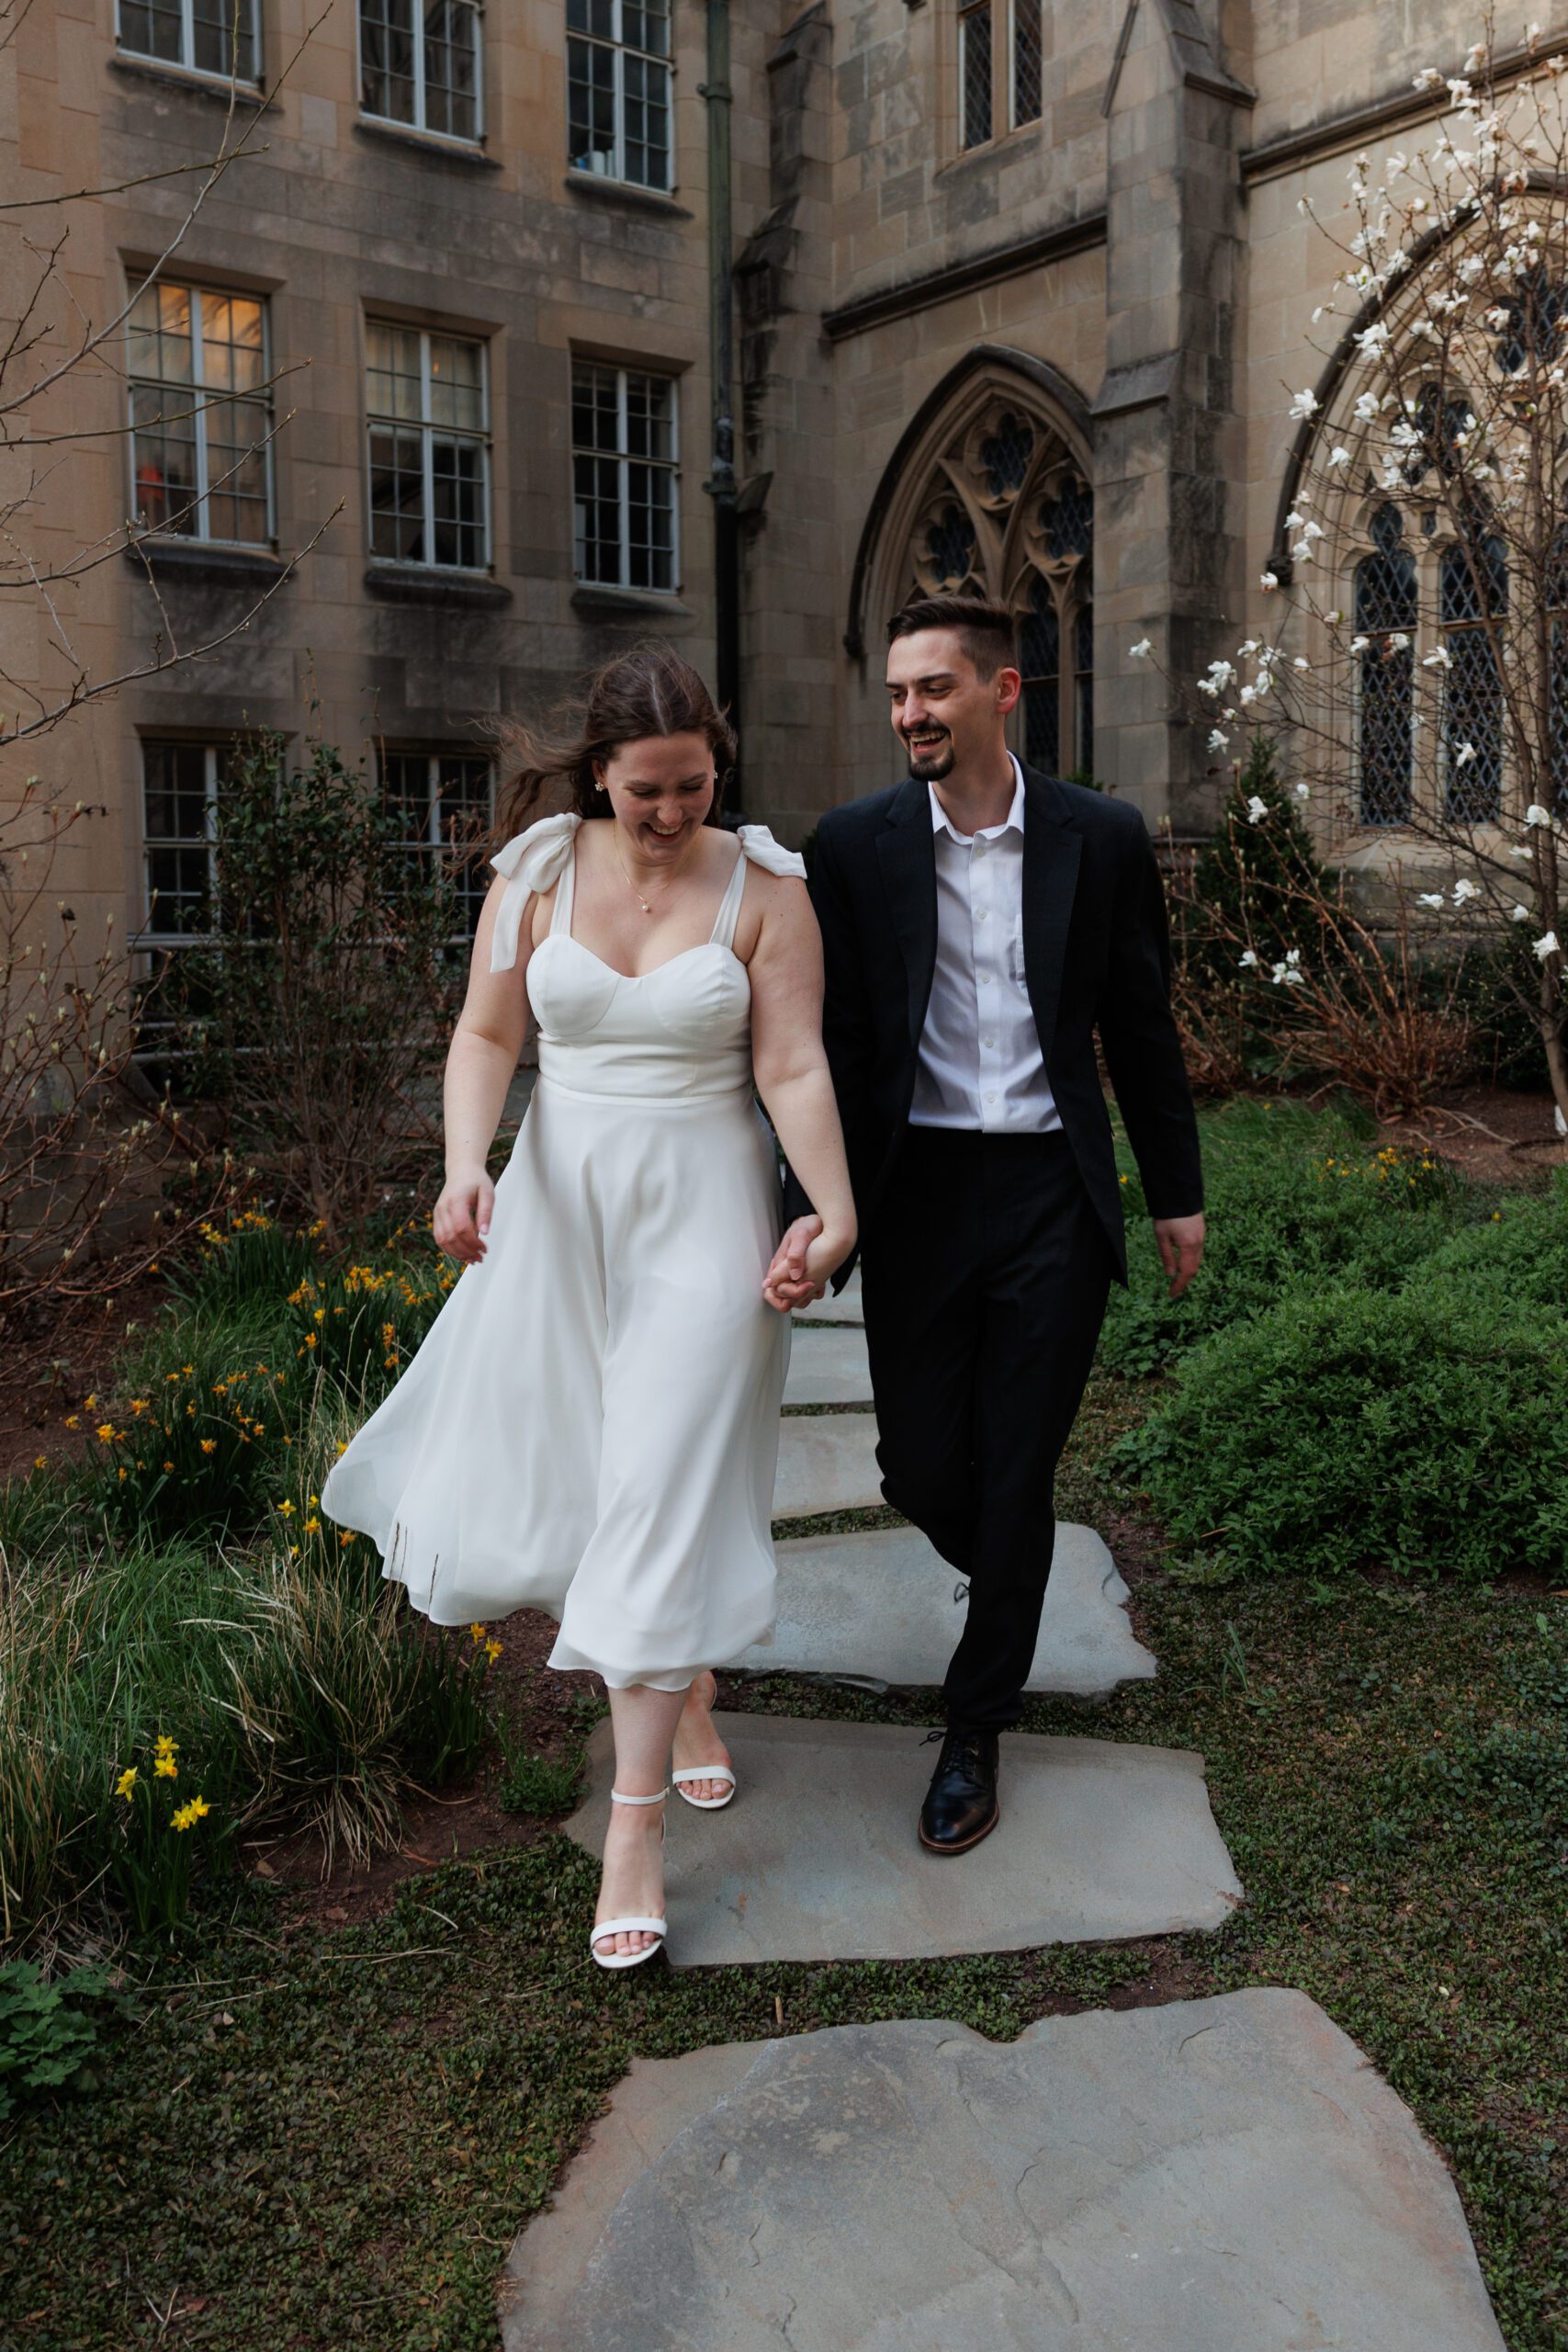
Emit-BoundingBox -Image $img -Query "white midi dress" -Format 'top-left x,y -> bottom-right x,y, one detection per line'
321,812 -> 802,1690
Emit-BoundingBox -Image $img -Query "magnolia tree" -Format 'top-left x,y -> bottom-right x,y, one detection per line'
1137,17 -> 1568,1128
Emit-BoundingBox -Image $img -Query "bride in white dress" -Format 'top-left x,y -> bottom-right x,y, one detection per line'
322,650 -> 855,1969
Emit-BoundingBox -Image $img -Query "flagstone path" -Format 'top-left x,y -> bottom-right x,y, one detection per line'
742,1520 -> 1156,1697
500,1991 -> 1507,2352
497,1303 -> 1506,2350
567,1714 -> 1241,1963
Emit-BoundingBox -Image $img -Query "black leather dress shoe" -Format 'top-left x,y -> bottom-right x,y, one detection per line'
918,1725 -> 1000,1854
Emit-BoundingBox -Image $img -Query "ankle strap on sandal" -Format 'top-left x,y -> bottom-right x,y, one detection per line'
609,1786 -> 669,1804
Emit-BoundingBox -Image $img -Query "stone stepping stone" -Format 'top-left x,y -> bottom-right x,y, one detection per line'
499,1989 -> 1506,2352
783,1323 -> 874,1407
773,1412 -> 883,1520
793,1266 -> 863,1324
565,1713 -> 1241,1964
740,1521 -> 1156,1698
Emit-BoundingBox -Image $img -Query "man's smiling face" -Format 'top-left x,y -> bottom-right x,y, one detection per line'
885,628 -> 1020,780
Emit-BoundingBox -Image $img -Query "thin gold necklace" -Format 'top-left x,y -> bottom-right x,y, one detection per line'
614,828 -> 688,916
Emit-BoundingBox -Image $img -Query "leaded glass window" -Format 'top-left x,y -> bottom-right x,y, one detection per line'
572,361 -> 679,591
568,0 -> 671,191
959,0 -> 992,151
1440,536 -> 1506,822
118,0 -> 259,83
1353,504 -> 1416,826
1010,0 -> 1042,128
380,751 -> 494,933
128,280 -> 272,545
359,0 -> 482,141
898,404 -> 1091,775
140,741 -> 228,939
367,324 -> 490,570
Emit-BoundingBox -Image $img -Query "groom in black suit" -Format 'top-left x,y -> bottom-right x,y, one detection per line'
764,594 -> 1205,1855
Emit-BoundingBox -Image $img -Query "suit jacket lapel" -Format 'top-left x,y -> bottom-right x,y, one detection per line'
1021,765 -> 1082,1069
874,777 -> 938,1048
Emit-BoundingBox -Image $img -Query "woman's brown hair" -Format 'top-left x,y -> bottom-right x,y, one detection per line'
491,646 -> 737,845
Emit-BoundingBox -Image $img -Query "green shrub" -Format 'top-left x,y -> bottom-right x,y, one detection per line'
498,1743 -> 583,1817
1111,1281 -> 1568,1583
80,1325 -> 298,1544
1101,1100 -> 1464,1376
0,1962 -> 119,2120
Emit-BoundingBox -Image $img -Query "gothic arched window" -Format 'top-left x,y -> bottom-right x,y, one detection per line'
899,399 -> 1094,778
1354,503 -> 1416,827
1440,533 -> 1506,822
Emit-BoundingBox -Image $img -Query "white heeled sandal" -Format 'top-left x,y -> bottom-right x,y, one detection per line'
590,1788 -> 669,1972
672,1764 -> 737,1812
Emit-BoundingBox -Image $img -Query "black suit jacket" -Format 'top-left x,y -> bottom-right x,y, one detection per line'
784,764 -> 1203,1286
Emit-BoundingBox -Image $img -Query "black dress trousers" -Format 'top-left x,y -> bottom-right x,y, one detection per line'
859,1125 -> 1114,1730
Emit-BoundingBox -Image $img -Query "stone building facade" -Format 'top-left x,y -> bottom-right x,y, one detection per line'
2,0 -> 1553,957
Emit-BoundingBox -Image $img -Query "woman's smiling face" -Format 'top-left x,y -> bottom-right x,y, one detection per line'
596,731 -> 716,860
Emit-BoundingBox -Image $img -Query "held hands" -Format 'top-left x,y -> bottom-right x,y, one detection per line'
434,1166 -> 496,1266
761,1214 -> 852,1313
1155,1212 -> 1206,1299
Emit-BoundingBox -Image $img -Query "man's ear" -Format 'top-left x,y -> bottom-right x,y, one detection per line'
995,665 -> 1023,718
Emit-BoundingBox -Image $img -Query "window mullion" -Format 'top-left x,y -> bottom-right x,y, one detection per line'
180,0 -> 196,69
614,39 -> 626,184
618,370 -> 630,588
428,753 -> 441,851
419,332 -> 435,561
412,0 -> 427,130
189,289 -> 211,537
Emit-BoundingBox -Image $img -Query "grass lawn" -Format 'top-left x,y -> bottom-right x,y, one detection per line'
5,1369 -> 1563,2351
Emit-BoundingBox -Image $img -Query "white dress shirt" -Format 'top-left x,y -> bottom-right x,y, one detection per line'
908,756 -> 1062,1134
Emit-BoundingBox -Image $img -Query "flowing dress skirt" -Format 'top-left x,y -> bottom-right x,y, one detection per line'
321,1077 -> 787,1689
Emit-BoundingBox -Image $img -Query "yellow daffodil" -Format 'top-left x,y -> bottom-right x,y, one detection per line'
469,1623 -> 485,1644
485,1639 -> 502,1664
303,1516 -> 321,1534
163,1459 -> 175,1472
170,1795 -> 210,1832
96,1423 -> 116,1442
63,1414 -> 80,1430
199,1437 -> 217,1454
154,1735 -> 177,1757
277,1498 -> 295,1516
33,1454 -> 46,1470
154,1755 -> 178,1780
116,1766 -> 138,1801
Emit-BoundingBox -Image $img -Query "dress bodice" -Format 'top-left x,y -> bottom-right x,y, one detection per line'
489,814 -> 806,1102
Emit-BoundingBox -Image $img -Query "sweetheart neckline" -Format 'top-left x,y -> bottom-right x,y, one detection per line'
534,933 -> 746,986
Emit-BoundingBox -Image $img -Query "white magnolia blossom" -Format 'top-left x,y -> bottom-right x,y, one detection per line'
1289,389 -> 1320,420
1129,639 -> 1153,659
1422,648 -> 1452,670
1293,782 -> 1311,800
1353,392 -> 1382,423
1326,446 -> 1350,469
1260,570 -> 1280,591
1454,741 -> 1478,767
1511,844 -> 1533,859
1388,633 -> 1412,652
1417,892 -> 1446,910
1292,656 -> 1311,671
1350,634 -> 1371,654
1356,321 -> 1393,356
1270,951 -> 1306,987
1208,729 -> 1230,752
1511,904 -> 1532,922
1524,803 -> 1554,828
1246,795 -> 1269,823
1451,878 -> 1481,904
1534,930 -> 1562,962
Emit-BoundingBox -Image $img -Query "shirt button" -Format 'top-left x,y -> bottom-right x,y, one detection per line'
985,1091 -> 997,1104
976,910 -> 988,922
983,1036 -> 995,1048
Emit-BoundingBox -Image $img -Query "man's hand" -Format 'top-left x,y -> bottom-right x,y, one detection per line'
1154,1212 -> 1206,1299
762,1214 -> 827,1312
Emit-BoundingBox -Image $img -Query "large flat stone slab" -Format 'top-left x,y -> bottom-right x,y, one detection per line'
740,1521 -> 1156,1697
773,1412 -> 883,1521
794,1267 -> 863,1324
500,1990 -> 1506,2352
566,1713 -> 1241,1963
783,1323 -> 874,1406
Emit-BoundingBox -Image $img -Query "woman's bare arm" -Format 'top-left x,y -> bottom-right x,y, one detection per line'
746,872 -> 856,1306
434,874 -> 534,1265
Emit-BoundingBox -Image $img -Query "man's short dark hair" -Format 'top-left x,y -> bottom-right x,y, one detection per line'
886,594 -> 1018,681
